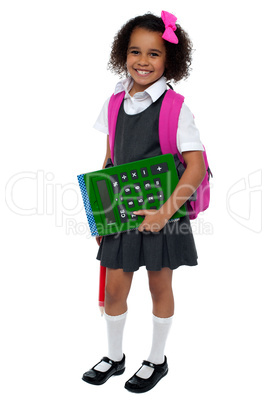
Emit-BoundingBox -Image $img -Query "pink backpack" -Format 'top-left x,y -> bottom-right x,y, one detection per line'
108,89 -> 212,219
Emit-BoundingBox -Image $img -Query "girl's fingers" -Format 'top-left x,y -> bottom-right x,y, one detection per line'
133,209 -> 152,215
96,236 -> 103,246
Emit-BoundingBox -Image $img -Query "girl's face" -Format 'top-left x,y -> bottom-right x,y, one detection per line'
126,28 -> 166,95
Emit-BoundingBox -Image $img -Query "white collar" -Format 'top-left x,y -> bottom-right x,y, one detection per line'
114,76 -> 168,102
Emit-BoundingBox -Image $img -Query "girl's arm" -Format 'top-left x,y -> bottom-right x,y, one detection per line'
161,150 -> 206,217
102,135 -> 111,169
134,151 -> 206,232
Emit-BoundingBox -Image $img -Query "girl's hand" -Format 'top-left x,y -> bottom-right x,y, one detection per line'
133,209 -> 170,233
96,236 -> 103,246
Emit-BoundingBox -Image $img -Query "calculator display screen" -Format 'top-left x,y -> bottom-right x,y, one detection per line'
96,180 -> 116,224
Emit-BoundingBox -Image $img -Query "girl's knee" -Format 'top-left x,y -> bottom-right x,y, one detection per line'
105,269 -> 133,305
148,269 -> 173,298
105,283 -> 125,304
149,281 -> 169,299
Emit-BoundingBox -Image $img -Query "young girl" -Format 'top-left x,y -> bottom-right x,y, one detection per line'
82,11 -> 206,393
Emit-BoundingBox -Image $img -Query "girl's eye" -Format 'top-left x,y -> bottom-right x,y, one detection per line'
129,50 -> 159,57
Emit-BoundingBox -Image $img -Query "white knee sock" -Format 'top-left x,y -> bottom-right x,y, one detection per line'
94,311 -> 127,372
136,314 -> 173,379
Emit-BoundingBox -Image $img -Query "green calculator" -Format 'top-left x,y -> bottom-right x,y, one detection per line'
77,154 -> 187,236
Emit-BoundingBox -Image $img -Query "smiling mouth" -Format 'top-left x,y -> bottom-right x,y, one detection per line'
135,69 -> 152,76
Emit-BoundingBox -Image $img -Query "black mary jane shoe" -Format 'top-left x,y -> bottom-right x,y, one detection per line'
124,356 -> 168,393
82,354 -> 125,385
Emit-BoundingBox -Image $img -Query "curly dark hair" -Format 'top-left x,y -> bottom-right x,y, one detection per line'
108,12 -> 193,83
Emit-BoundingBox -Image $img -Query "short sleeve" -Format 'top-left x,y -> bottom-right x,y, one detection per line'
177,103 -> 204,154
93,97 -> 110,135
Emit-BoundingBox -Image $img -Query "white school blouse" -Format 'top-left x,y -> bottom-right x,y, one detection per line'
93,76 -> 204,155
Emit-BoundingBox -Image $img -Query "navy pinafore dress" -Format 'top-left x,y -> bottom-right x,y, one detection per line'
96,92 -> 198,272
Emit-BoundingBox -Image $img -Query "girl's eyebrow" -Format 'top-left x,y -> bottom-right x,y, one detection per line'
128,46 -> 162,54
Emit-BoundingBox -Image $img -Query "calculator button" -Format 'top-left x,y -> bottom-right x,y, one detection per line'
124,186 -> 132,195
140,167 -> 149,177
143,180 -> 151,190
130,212 -> 138,220
110,174 -> 121,193
153,178 -> 162,188
134,183 -> 142,193
137,196 -> 144,206
118,204 -> 127,213
127,199 -> 135,208
157,191 -> 164,202
117,205 -> 128,223
147,194 -> 155,203
115,195 -> 124,202
150,162 -> 169,175
130,170 -> 138,180
120,172 -> 128,182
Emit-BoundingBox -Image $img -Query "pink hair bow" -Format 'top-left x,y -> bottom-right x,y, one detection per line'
161,10 -> 179,44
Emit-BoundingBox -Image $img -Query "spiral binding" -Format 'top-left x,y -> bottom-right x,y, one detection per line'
77,174 -> 99,237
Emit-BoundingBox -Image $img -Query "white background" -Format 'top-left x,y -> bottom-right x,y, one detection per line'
1,0 -> 266,401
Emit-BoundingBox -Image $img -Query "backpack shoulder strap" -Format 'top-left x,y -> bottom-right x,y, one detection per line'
108,91 -> 125,163
159,89 -> 185,163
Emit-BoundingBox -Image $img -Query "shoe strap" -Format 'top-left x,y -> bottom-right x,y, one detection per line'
142,359 -> 165,371
101,356 -> 115,365
142,360 -> 155,368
